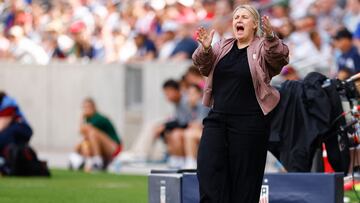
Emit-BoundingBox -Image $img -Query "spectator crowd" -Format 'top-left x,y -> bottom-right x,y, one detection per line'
0,0 -> 357,78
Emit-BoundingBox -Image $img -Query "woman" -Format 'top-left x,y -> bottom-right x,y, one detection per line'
192,4 -> 289,203
72,98 -> 122,172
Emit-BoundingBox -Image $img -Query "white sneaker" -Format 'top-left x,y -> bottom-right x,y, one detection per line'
118,152 -> 146,164
184,157 -> 197,169
69,153 -> 84,170
167,156 -> 185,169
91,156 -> 104,170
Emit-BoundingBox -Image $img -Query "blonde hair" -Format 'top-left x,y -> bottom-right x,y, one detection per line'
233,4 -> 262,37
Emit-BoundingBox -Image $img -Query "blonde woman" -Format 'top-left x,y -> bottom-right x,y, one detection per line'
193,4 -> 289,203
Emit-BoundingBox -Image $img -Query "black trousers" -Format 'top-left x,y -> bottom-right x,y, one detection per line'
0,122 -> 32,154
197,110 -> 270,203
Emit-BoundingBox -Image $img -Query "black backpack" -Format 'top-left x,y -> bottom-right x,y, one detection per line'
1,143 -> 50,176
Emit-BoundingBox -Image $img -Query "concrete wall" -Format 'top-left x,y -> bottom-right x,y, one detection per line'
0,61 -> 190,151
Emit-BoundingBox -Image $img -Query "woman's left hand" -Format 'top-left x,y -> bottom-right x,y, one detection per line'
261,15 -> 274,38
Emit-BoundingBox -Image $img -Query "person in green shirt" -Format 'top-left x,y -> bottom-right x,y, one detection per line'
70,98 -> 122,172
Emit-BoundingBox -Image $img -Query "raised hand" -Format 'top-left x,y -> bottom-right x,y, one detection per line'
261,15 -> 274,38
196,27 -> 215,50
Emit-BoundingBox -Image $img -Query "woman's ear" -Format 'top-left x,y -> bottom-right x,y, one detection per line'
253,22 -> 258,30
253,19 -> 258,29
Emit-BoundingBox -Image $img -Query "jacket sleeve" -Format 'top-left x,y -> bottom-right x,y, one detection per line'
260,36 -> 289,78
192,40 -> 221,77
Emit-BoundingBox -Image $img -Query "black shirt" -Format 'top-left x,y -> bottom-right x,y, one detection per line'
212,41 -> 262,114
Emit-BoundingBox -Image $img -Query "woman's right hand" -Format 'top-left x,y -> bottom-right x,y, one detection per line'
196,27 -> 215,50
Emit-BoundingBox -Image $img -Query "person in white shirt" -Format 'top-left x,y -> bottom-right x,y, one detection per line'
8,26 -> 49,65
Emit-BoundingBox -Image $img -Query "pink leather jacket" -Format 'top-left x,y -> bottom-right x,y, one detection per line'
192,36 -> 289,115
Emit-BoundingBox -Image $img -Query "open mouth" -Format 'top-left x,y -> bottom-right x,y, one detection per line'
236,24 -> 245,33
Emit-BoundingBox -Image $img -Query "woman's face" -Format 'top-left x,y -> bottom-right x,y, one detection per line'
82,101 -> 95,118
232,8 -> 257,41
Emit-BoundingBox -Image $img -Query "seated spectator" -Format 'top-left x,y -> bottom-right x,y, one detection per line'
8,25 -> 49,65
152,79 -> 191,168
170,24 -> 198,60
0,91 -> 32,155
69,98 -> 122,172
333,28 -> 360,73
69,21 -> 97,60
153,80 -> 209,169
211,16 -> 233,45
183,84 -> 209,168
128,33 -> 157,62
52,35 -> 76,61
158,22 -> 178,60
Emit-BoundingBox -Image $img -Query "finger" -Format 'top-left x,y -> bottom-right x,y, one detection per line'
199,26 -> 205,34
261,16 -> 273,35
261,19 -> 270,30
262,15 -> 270,24
197,27 -> 204,35
261,16 -> 269,26
209,29 -> 215,40
200,29 -> 207,37
262,16 -> 271,28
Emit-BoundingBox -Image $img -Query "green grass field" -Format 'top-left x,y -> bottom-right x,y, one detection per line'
0,169 -> 148,203
1,169 -> 360,203
346,190 -> 360,203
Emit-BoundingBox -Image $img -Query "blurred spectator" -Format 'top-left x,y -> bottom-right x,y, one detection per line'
273,17 -> 295,40
152,80 -> 209,169
150,79 -> 204,168
152,79 -> 190,168
343,0 -> 360,32
333,28 -> 360,73
158,21 -> 178,60
70,98 -> 122,172
270,2 -> 289,20
290,0 -> 315,20
354,23 -> 360,51
0,91 -> 32,155
211,16 -> 232,45
52,35 -> 76,61
175,0 -> 198,24
0,25 -> 10,59
201,0 -> 217,21
8,25 -> 49,65
183,84 -> 209,168
314,0 -> 344,35
69,21 -> 97,60
170,24 -> 198,60
292,30 -> 335,76
184,65 -> 206,89
128,32 -> 157,62
287,15 -> 319,76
